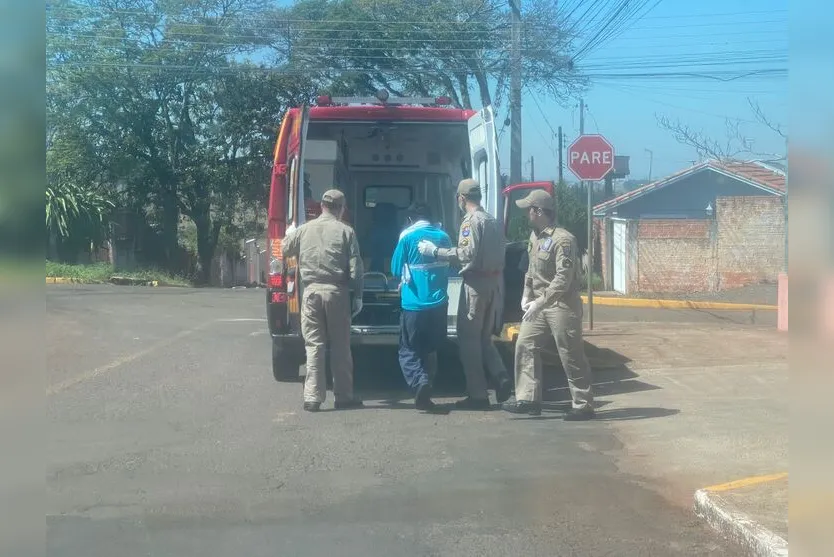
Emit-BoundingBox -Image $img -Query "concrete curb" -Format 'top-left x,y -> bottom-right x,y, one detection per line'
580,295 -> 776,311
694,489 -> 788,557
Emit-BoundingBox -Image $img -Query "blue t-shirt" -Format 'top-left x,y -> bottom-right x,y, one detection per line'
390,221 -> 453,311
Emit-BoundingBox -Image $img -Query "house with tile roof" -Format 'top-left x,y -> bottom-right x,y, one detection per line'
592,160 -> 786,294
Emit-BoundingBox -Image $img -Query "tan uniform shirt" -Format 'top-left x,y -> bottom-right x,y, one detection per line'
281,213 -> 363,296
524,226 -> 582,308
437,208 -> 505,280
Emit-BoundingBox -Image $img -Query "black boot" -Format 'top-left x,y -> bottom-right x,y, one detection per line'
334,399 -> 364,410
501,400 -> 542,416
495,377 -> 513,404
414,384 -> 433,410
303,401 -> 321,413
415,385 -> 450,414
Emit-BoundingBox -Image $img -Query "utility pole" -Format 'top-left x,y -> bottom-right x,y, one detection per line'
783,137 -> 788,273
579,98 -> 594,329
509,0 -> 522,185
557,126 -> 563,182
579,100 -> 595,329
645,148 -> 653,182
529,155 -> 535,181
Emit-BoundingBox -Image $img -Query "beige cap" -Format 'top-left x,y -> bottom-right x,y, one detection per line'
515,189 -> 554,211
456,178 -> 481,198
322,189 -> 345,207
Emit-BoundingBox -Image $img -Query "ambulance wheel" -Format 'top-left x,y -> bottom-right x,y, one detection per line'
272,337 -> 304,382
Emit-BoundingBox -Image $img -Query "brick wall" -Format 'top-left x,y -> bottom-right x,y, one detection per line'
601,195 -> 786,294
716,196 -> 785,288
636,219 -> 713,293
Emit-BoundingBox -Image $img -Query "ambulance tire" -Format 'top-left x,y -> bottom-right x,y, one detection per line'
272,338 -> 304,383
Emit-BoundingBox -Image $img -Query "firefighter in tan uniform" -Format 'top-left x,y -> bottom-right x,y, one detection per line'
418,179 -> 512,409
282,189 -> 364,412
502,189 -> 594,420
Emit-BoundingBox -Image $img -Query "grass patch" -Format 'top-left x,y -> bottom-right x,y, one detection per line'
45,260 -> 191,286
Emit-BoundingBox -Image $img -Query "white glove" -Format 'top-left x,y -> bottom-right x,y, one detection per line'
522,299 -> 542,322
351,298 -> 363,318
417,240 -> 438,258
285,222 -> 297,235
521,296 -> 532,312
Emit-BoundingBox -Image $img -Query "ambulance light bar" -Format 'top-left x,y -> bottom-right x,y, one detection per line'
315,91 -> 454,107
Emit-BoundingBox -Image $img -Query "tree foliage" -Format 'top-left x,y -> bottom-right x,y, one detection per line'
47,0 -> 318,281
281,0 -> 585,109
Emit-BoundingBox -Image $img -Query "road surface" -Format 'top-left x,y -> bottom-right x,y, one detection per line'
47,285 -> 742,556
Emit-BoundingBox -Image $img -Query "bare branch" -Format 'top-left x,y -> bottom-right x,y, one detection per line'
747,97 -> 787,139
656,114 -> 746,161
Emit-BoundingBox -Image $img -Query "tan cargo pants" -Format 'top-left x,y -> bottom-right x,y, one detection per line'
514,304 -> 593,409
300,284 -> 355,404
457,279 -> 508,400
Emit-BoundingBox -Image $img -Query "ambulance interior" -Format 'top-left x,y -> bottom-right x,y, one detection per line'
303,122 -> 471,276
302,121 -> 471,326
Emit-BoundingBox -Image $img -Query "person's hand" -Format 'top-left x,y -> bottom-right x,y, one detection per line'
418,240 -> 438,257
522,299 -> 541,322
285,222 -> 297,234
351,298 -> 363,318
521,296 -> 532,312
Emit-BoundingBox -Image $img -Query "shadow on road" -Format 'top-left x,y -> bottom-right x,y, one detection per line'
343,338 -> 674,423
592,407 -> 680,421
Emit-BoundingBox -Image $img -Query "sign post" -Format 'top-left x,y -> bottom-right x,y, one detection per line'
568,134 -> 615,330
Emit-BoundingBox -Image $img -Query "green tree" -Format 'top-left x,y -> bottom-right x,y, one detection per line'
505,180 -> 587,251
281,0 -> 585,109
47,0 -> 317,282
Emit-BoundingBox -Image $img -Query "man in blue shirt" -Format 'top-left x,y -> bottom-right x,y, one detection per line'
391,203 -> 453,412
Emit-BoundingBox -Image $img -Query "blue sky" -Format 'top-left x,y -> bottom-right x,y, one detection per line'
499,0 -> 790,183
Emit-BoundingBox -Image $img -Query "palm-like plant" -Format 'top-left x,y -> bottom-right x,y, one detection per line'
46,181 -> 115,241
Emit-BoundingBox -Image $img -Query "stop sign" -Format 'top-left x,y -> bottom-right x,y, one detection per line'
568,134 -> 615,181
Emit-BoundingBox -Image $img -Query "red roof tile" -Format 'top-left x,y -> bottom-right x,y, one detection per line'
713,160 -> 786,192
593,159 -> 785,215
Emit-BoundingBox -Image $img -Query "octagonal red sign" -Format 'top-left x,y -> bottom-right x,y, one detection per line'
568,134 -> 615,181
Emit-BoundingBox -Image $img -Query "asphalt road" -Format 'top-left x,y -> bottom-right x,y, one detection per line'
47,285 -> 742,556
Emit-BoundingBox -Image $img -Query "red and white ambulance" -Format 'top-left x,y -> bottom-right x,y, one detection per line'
265,90 -> 545,381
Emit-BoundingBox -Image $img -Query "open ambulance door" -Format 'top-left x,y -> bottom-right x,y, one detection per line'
467,106 -> 522,332
284,106 -> 310,332
499,181 -> 557,323
467,106 -> 501,217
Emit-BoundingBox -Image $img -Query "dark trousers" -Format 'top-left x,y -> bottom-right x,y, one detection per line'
398,304 -> 448,391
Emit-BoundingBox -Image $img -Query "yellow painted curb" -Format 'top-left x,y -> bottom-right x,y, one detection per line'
703,472 -> 788,493
580,295 -> 776,311
46,277 -> 85,284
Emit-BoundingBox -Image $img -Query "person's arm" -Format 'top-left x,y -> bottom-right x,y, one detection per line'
535,236 -> 577,308
435,218 -> 478,264
523,233 -> 535,302
390,236 -> 405,280
347,228 -> 364,297
281,227 -> 301,258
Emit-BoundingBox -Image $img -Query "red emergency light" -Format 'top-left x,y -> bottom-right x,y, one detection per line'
434,96 -> 452,106
315,95 -> 332,106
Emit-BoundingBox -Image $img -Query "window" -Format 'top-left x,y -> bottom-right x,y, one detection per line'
505,187 -> 534,243
364,186 -> 413,209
